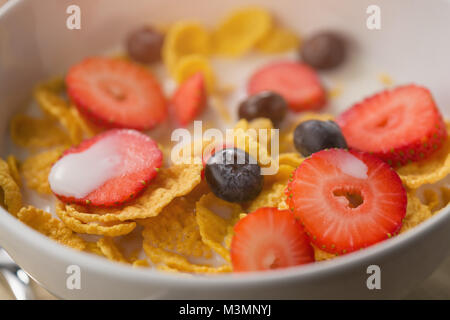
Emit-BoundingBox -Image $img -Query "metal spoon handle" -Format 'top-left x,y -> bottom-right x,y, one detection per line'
0,266 -> 36,300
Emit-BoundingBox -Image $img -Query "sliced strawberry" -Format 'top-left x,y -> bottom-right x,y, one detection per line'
66,57 -> 167,130
50,129 -> 163,207
248,61 -> 326,111
286,149 -> 406,254
231,207 -> 314,272
171,72 -> 207,126
337,85 -> 447,167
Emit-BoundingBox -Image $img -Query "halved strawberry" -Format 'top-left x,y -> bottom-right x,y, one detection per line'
248,61 -> 326,111
171,72 -> 207,126
49,129 -> 163,207
231,207 -> 314,272
337,85 -> 447,167
286,149 -> 406,255
66,57 -> 167,130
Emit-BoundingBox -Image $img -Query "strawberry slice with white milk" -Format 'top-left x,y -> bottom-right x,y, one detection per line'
49,129 -> 162,207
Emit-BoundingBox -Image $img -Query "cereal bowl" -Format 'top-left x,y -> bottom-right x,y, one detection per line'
0,0 -> 449,299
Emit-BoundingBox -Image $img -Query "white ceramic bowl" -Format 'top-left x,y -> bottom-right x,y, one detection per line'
1,0 -> 449,299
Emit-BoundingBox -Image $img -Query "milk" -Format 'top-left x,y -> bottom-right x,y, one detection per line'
48,135 -> 123,198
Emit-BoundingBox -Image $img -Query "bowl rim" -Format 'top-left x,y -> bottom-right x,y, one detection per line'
1,0 -> 449,290
1,202 -> 449,287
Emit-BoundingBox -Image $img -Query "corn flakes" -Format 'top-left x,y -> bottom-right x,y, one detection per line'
97,237 -> 129,263
143,243 -> 231,273
247,164 -> 295,212
423,189 -> 441,212
163,21 -> 210,75
174,54 -> 215,92
10,114 -> 70,149
132,259 -> 150,268
56,202 -> 137,236
34,86 -> 84,145
277,152 -> 304,168
256,27 -> 300,53
212,7 -> 272,57
396,122 -> 450,189
232,127 -> 272,167
400,190 -> 432,233
313,245 -> 337,261
21,147 -> 65,195
61,164 -> 203,223
17,206 -> 85,250
442,186 -> 450,206
196,193 -> 242,262
0,158 -> 22,215
6,155 -> 21,187
141,194 -> 211,259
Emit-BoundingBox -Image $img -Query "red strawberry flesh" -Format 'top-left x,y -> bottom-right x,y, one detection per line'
171,72 -> 207,126
287,149 -> 406,254
337,85 -> 447,166
231,207 -> 314,272
248,61 -> 326,112
66,57 -> 167,130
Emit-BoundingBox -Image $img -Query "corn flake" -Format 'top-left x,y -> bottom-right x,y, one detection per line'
277,152 -> 304,168
62,164 -> 203,223
34,86 -> 84,145
6,155 -> 21,187
396,122 -> 450,189
22,147 -> 65,195
400,190 -> 432,233
69,106 -> 101,138
96,237 -> 129,263
313,245 -> 337,261
174,54 -> 215,92
423,189 -> 441,213
143,243 -> 231,273
17,206 -> 85,250
232,127 -> 272,167
141,192 -> 211,259
163,21 -> 210,75
196,193 -> 242,262
442,186 -> 450,207
256,27 -> 300,53
212,7 -> 272,57
84,241 -> 104,256
247,164 -> 295,212
34,76 -> 65,92
0,158 -> 22,215
56,202 -> 136,236
10,114 -> 70,149
132,259 -> 150,268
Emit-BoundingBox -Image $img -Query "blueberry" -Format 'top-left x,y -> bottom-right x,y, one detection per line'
300,32 -> 346,70
238,91 -> 287,127
293,120 -> 348,157
205,148 -> 263,203
126,27 -> 164,64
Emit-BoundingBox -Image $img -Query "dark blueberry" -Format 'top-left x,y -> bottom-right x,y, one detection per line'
238,91 -> 287,127
293,120 -> 348,157
205,148 -> 263,203
300,32 -> 346,70
126,27 -> 164,64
